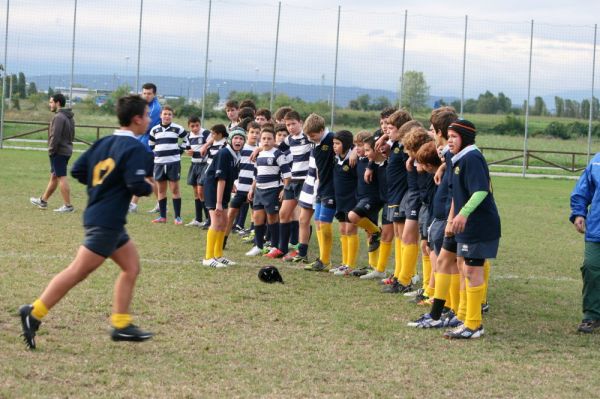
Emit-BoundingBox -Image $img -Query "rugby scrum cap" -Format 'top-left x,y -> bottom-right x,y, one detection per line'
448,119 -> 476,148
258,265 -> 284,284
228,127 -> 247,145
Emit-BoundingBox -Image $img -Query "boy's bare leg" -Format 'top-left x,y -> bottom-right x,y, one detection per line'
41,175 -> 59,202
58,176 -> 72,205
109,240 -> 140,314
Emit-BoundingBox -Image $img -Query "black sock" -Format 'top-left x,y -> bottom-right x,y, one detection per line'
195,199 -> 203,222
159,198 -> 167,218
204,203 -> 210,220
279,222 -> 292,254
265,224 -> 271,242
237,202 -> 249,228
223,235 -> 228,249
254,224 -> 266,249
430,298 -> 447,320
269,222 -> 280,250
173,198 -> 182,218
298,243 -> 309,257
290,221 -> 299,245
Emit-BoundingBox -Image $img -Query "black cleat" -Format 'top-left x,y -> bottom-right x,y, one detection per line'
200,220 -> 211,230
111,324 -> 153,342
19,304 -> 41,350
481,302 -> 490,314
382,279 -> 412,294
577,319 -> 600,334
368,230 -> 381,252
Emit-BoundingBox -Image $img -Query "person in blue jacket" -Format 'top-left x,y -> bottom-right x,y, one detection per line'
570,154 -> 600,333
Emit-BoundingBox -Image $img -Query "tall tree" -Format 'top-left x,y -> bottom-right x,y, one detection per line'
27,81 -> 38,96
532,96 -> 548,116
17,72 -> 27,98
554,96 -> 564,117
400,71 -> 429,113
497,92 -> 512,113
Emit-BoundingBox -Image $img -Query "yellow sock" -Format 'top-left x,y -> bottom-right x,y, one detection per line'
111,313 -> 132,329
31,299 -> 49,320
393,238 -> 402,279
340,234 -> 348,266
357,217 -> 379,234
213,230 -> 225,259
433,273 -> 451,301
205,228 -> 216,259
376,241 -> 392,273
457,288 -> 467,322
482,260 -> 491,304
368,246 -> 379,269
316,228 -> 323,260
320,223 -> 333,265
347,234 -> 359,268
465,282 -> 485,330
422,254 -> 432,297
398,242 -> 418,285
449,273 -> 461,313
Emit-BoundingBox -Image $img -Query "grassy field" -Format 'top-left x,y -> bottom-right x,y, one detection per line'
0,148 -> 598,398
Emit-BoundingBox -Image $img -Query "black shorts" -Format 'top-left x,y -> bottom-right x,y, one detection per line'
384,204 -> 405,224
457,239 -> 499,261
335,211 -> 349,222
154,162 -> 181,181
253,187 -> 281,215
442,235 -> 458,254
418,205 -> 431,240
83,225 -> 130,258
230,191 -> 249,209
352,198 -> 382,225
402,190 -> 421,221
381,204 -> 392,225
283,181 -> 304,201
204,181 -> 231,210
49,154 -> 70,177
187,162 -> 207,186
428,218 -> 446,256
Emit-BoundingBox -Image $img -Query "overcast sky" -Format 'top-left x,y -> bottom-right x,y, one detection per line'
4,0 -> 600,102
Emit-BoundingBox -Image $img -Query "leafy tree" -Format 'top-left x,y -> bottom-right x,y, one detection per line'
16,72 -> 27,98
554,96 -> 564,117
497,92 -> 512,113
47,87 -> 55,98
371,96 -> 391,111
582,99 -> 591,120
400,71 -> 429,113
531,96 -> 548,116
27,81 -> 38,96
476,91 -> 499,114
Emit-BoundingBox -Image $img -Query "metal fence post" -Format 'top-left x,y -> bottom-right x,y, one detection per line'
135,0 -> 143,92
201,0 -> 212,126
460,15 -> 468,117
69,0 -> 77,107
331,5 -> 341,129
398,10 -> 407,108
269,2 -> 281,113
0,0 -> 9,150
588,23 -> 597,163
523,20 -> 534,177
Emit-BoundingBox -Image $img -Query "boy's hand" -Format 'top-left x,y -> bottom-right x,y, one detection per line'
249,147 -> 262,162
379,142 -> 390,155
278,189 -> 284,202
186,149 -> 193,156
444,220 -> 454,237
406,158 -> 414,172
364,168 -> 373,184
452,214 -> 467,234
200,143 -> 209,157
574,216 -> 586,234
434,165 -> 445,185
232,184 -> 237,194
247,190 -> 254,202
215,203 -> 223,216
375,135 -> 387,151
349,148 -> 358,167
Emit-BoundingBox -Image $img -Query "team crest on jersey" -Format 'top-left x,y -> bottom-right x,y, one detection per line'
267,158 -> 274,165
322,145 -> 329,151
343,165 -> 350,172
454,166 -> 460,175
394,147 -> 400,154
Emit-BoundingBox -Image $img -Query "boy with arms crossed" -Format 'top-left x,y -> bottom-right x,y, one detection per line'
185,115 -> 211,227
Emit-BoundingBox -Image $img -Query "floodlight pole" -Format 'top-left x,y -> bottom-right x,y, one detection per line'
331,5 -> 341,130
201,0 -> 212,126
460,15 -> 468,117
398,10 -> 407,108
0,0 -> 9,150
135,0 -> 143,92
69,0 -> 77,107
523,20 -> 534,177
587,24 -> 597,163
270,2 -> 281,113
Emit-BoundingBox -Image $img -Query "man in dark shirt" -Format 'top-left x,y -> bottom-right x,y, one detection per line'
30,93 -> 75,212
19,95 -> 155,350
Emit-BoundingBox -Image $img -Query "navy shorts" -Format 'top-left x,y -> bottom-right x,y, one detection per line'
253,187 -> 281,215
187,162 -> 207,186
428,218 -> 446,256
335,211 -> 349,223
49,154 -> 70,177
418,205 -> 431,240
154,162 -> 181,181
442,235 -> 458,254
402,190 -> 421,221
385,204 -> 405,224
204,181 -> 231,210
83,225 -> 130,258
381,204 -> 392,225
352,198 -> 382,225
230,191 -> 249,209
283,181 -> 304,201
457,239 -> 500,261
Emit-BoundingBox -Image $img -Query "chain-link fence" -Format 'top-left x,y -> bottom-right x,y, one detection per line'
0,0 -> 598,175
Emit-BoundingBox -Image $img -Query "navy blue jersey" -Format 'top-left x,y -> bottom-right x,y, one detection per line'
149,122 -> 188,164
377,162 -> 388,203
443,148 -> 454,216
356,157 -> 380,202
236,143 -> 256,194
187,129 -> 211,164
407,164 -> 419,192
418,169 -> 433,203
451,146 -> 501,243
281,133 -> 312,180
432,166 -> 449,220
204,146 -> 240,205
334,152 -> 357,212
386,141 -> 409,205
313,131 -> 336,201
71,130 -> 153,229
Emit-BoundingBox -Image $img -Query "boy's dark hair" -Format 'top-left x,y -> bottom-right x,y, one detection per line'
262,122 -> 276,132
416,141 -> 442,168
334,130 -> 354,154
188,115 -> 201,124
211,124 -> 228,138
162,105 -> 174,113
225,99 -> 239,109
363,135 -> 376,149
256,108 -> 272,120
283,110 -> 302,122
239,99 -> 256,111
239,106 -> 255,121
260,126 -> 275,136
116,95 -> 147,126
430,107 -> 458,140
52,93 -> 66,107
247,121 -> 261,131
237,116 -> 254,131
142,83 -> 157,93
388,109 -> 413,129
380,106 -> 398,119
274,106 -> 293,122
274,123 -> 288,134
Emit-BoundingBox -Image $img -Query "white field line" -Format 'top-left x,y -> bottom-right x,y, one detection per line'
5,138 -> 87,145
0,251 -> 580,283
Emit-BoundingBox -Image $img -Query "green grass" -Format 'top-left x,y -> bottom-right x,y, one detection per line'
0,148 -> 598,397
